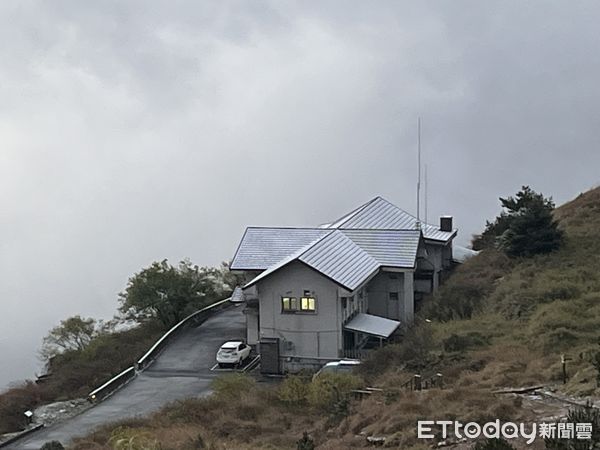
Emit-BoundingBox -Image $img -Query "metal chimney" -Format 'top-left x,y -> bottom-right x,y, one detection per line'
440,216 -> 453,232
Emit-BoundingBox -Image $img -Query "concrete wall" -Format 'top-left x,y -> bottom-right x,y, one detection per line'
403,271 -> 414,323
366,270 -> 414,323
246,309 -> 259,346
254,261 -> 341,366
419,241 -> 453,293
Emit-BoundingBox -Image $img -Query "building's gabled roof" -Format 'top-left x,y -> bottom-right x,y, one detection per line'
342,229 -> 421,267
232,196 -> 455,292
324,196 -> 457,242
244,229 -> 421,292
230,227 -> 330,271
300,230 -> 380,291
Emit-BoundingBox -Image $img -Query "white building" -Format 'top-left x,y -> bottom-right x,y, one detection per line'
230,196 -> 456,373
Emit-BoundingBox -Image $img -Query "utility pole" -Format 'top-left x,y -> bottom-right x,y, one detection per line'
424,163 -> 428,225
416,117 -> 421,228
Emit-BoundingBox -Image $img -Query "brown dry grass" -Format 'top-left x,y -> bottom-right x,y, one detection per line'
71,385 -> 324,450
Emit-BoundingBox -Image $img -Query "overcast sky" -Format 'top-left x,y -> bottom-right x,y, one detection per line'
1,1 -> 600,389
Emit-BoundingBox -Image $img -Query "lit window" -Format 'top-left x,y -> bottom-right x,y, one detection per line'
300,296 -> 316,311
282,297 -> 298,312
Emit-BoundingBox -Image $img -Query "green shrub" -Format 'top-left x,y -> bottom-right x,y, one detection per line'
360,324 -> 434,377
42,319 -> 164,401
443,332 -> 490,353
211,373 -> 255,400
278,375 -> 310,404
40,441 -> 65,450
162,398 -> 215,424
0,381 -> 44,434
108,427 -> 160,450
422,249 -> 512,321
307,373 -> 362,410
296,431 -> 315,450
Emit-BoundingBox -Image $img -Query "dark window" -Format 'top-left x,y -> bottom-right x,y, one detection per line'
341,297 -> 348,309
281,296 -> 298,312
282,296 -> 316,312
389,292 -> 399,301
389,273 -> 399,279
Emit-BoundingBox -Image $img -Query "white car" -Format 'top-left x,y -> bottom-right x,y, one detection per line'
216,341 -> 251,367
313,359 -> 361,379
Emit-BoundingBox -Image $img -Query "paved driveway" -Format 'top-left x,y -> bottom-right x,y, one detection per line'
9,304 -> 246,449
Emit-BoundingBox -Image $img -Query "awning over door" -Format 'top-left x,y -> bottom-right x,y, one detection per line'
343,313 -> 401,339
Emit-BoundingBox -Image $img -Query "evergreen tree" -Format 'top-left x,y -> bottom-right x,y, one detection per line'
472,186 -> 563,257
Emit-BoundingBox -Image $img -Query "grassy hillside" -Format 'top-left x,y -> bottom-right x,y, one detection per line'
71,187 -> 600,449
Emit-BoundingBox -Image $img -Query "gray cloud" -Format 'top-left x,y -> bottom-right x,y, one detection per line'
1,0 -> 599,387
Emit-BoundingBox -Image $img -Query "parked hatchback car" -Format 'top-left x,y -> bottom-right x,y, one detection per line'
313,359 -> 361,379
216,341 -> 251,367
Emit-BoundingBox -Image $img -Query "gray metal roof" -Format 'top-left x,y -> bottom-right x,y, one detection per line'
343,229 -> 421,267
300,230 -> 380,291
230,227 -> 329,270
343,313 -> 401,338
327,196 -> 456,242
240,237 -> 326,288
243,229 -> 420,291
234,196 -> 456,291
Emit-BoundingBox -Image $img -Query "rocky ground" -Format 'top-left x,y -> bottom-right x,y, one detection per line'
0,398 -> 91,445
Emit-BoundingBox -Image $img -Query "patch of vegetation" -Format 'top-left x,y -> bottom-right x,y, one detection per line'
360,322 -> 435,377
0,381 -> 44,434
278,375 -> 311,405
472,186 -> 563,257
119,260 -> 239,328
109,426 -> 161,450
211,373 -> 256,401
422,249 -> 513,321
296,432 -> 315,450
40,315 -> 96,361
40,441 -> 65,450
443,332 -> 490,353
473,438 -> 516,450
0,320 -> 164,434
545,401 -> 600,449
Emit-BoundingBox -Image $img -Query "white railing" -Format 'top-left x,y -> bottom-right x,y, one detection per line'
87,297 -> 232,403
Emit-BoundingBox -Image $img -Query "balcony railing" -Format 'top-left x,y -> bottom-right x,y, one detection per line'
340,348 -> 373,360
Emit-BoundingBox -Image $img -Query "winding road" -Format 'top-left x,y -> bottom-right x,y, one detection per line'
8,304 -> 246,449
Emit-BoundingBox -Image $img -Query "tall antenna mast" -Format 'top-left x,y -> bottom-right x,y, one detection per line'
424,163 -> 428,225
416,117 -> 421,228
